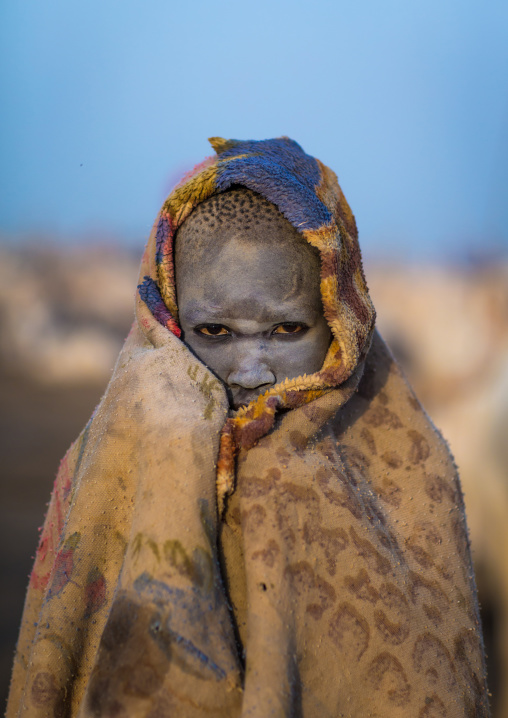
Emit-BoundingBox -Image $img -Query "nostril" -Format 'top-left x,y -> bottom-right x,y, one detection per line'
227,368 -> 276,390
231,380 -> 273,391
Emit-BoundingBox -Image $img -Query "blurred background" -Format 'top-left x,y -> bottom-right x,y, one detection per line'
1,0 -> 507,713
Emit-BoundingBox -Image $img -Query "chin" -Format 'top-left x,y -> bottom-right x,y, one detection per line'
230,397 -> 250,411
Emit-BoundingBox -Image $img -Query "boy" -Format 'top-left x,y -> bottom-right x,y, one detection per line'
8,137 -> 490,717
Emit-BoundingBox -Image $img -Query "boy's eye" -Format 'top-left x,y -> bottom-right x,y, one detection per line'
195,324 -> 230,336
272,323 -> 306,335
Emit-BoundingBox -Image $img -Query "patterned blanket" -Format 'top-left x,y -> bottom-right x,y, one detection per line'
7,138 -> 490,717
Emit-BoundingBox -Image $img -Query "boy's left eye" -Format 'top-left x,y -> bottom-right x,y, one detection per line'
272,323 -> 306,335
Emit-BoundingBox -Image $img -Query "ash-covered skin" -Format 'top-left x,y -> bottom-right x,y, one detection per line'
175,188 -> 331,409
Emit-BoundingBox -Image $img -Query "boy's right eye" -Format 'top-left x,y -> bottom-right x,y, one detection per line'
195,324 -> 230,336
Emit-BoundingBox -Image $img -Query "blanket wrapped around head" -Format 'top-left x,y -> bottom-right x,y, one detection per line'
8,138 -> 490,718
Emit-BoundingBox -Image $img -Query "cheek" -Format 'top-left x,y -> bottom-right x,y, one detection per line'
182,336 -> 231,381
272,329 -> 331,381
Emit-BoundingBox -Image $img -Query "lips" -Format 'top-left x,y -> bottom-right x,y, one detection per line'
229,387 -> 268,410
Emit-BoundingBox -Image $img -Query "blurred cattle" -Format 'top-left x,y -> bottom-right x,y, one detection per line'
0,244 -> 138,384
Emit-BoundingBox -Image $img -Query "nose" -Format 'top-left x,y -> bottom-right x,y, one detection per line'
226,344 -> 276,390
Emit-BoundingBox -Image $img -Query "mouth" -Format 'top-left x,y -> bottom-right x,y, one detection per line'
228,387 -> 270,410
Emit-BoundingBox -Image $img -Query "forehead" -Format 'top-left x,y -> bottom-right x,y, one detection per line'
174,189 -> 324,322
181,241 -> 323,325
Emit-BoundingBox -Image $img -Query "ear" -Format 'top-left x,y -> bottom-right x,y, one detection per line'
208,137 -> 239,154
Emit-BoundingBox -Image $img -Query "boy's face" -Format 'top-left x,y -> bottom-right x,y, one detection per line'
176,233 -> 331,409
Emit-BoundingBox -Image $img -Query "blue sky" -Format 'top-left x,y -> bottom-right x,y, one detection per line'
1,0 -> 507,258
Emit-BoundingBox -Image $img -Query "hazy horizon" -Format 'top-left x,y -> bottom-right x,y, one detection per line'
1,0 -> 507,260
